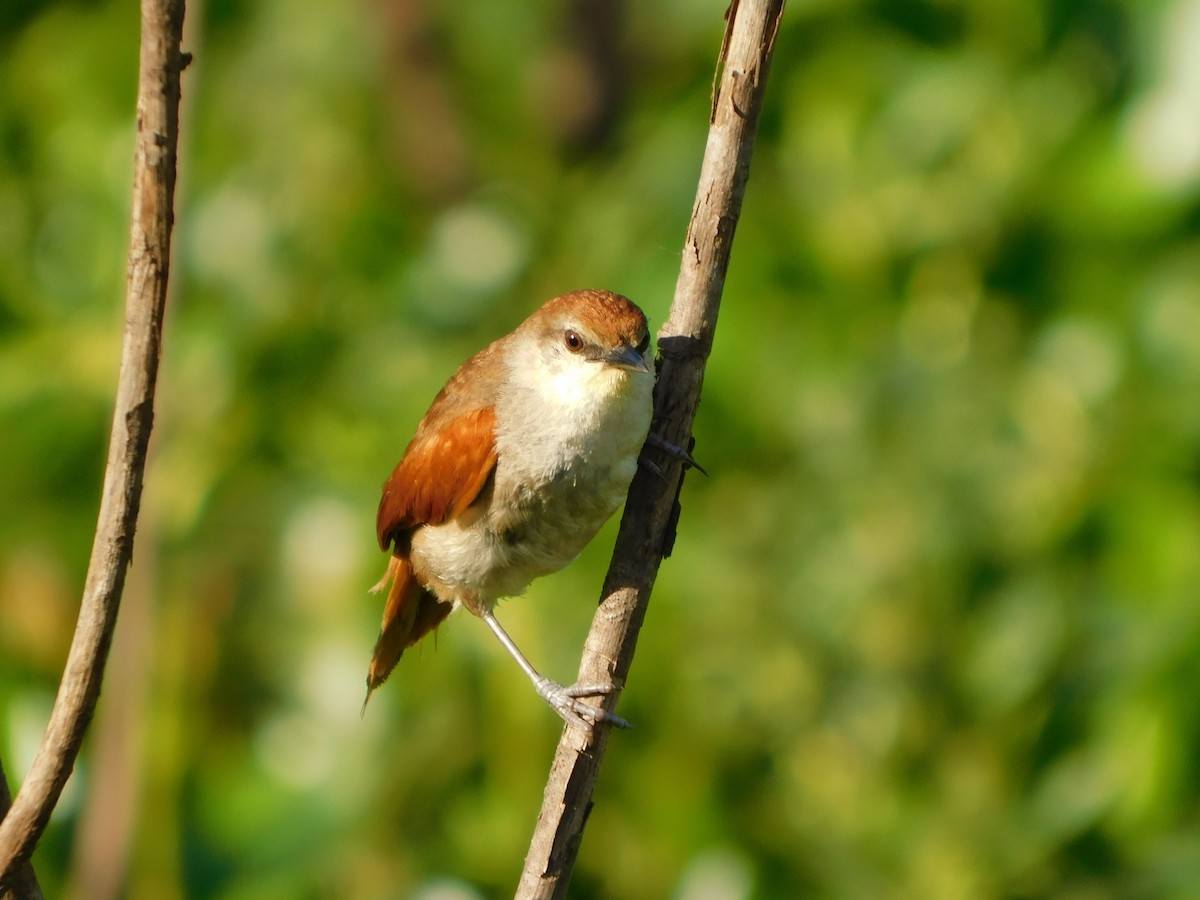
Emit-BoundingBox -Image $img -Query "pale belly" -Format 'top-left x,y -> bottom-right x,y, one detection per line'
409,453 -> 638,611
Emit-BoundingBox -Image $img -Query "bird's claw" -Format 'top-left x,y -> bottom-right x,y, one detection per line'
638,453 -> 668,482
535,678 -> 631,731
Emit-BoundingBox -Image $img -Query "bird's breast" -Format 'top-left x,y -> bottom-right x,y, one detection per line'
411,372 -> 652,609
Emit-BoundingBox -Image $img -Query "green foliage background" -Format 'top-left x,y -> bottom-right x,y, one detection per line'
3,0 -> 1200,897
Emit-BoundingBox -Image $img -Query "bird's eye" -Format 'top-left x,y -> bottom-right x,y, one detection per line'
564,330 -> 584,353
636,334 -> 650,356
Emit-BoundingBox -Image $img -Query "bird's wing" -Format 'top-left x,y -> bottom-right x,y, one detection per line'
375,404 -> 499,551
364,402 -> 498,705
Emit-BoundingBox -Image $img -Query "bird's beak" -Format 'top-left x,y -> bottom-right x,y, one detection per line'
603,344 -> 652,373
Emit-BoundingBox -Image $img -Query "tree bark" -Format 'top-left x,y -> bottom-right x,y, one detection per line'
515,1 -> 786,897
0,0 -> 187,889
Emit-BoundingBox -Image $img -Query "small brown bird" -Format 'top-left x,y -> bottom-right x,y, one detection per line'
365,289 -> 655,730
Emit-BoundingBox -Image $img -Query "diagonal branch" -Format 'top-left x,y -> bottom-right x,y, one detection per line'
0,0 -> 188,889
515,1 -> 786,897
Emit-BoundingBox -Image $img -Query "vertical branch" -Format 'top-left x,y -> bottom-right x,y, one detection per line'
0,0 -> 187,888
515,1 -> 785,897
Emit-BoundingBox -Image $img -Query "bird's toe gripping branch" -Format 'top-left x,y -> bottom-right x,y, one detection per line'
641,430 -> 708,479
535,677 -> 632,732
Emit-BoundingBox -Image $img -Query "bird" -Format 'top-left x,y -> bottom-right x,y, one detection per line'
365,289 -> 655,731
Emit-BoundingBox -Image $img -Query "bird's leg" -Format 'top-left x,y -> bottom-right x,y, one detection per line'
479,608 -> 631,732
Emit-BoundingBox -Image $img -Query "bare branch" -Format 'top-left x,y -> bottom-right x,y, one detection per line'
0,0 -> 187,887
515,1 -> 786,896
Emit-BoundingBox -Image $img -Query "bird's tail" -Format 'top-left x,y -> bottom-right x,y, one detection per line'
362,555 -> 453,713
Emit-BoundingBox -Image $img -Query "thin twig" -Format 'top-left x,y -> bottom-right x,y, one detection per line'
0,0 -> 187,888
515,1 -> 786,897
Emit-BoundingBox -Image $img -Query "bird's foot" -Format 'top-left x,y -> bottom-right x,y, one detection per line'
644,431 -> 708,476
534,677 -> 631,732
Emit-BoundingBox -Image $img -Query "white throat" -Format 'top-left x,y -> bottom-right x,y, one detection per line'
495,338 -> 653,480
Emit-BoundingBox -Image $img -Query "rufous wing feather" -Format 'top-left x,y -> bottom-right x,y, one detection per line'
376,405 -> 499,551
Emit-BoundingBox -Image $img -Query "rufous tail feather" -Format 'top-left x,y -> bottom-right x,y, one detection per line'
361,555 -> 453,714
